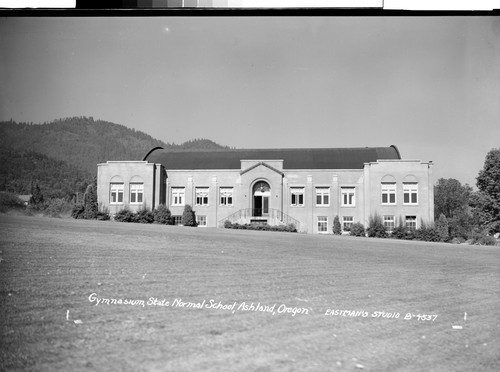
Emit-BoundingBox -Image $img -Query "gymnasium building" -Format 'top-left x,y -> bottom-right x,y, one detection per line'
97,146 -> 434,234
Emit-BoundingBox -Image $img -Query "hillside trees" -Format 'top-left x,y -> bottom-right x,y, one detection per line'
0,117 -> 230,177
0,147 -> 90,199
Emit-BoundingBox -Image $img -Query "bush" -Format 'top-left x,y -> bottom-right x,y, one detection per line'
414,225 -> 441,242
390,225 -> 407,240
436,214 -> 449,242
114,208 -> 136,223
469,231 -> 497,246
42,198 -> 73,218
367,214 -> 388,238
450,237 -> 466,244
153,205 -> 172,225
223,221 -> 297,233
135,208 -> 154,224
349,222 -> 366,237
332,215 -> 342,235
448,213 -> 473,240
71,203 -> 86,219
0,192 -> 25,212
29,183 -> 44,205
181,205 -> 197,227
96,209 -> 110,221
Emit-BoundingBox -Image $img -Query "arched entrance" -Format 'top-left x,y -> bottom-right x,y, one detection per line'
252,181 -> 270,217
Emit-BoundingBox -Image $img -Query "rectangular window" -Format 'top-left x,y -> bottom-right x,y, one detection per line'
343,216 -> 354,231
172,215 -> 182,225
381,183 -> 397,205
318,216 -> 328,233
290,187 -> 304,206
403,183 -> 418,205
341,187 -> 355,206
110,183 -> 124,204
316,187 -> 330,206
195,187 -> 209,206
171,188 -> 185,206
220,187 -> 233,206
130,183 -> 144,204
383,215 -> 395,232
196,215 -> 207,227
405,216 -> 417,231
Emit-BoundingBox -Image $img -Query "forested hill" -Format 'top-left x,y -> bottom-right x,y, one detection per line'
0,116 -> 230,198
0,148 -> 89,198
0,117 -> 230,176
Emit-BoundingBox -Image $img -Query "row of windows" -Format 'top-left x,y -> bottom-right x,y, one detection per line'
170,186 -> 353,208
171,187 -> 234,207
182,215 -> 414,234
333,215 -> 417,233
291,187 -> 354,207
110,183 -> 143,204
109,183 -> 419,207
170,215 -> 207,227
381,182 -> 418,205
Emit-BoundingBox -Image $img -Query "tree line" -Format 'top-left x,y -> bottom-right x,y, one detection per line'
434,148 -> 500,239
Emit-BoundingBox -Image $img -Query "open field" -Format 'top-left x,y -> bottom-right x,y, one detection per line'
0,214 -> 499,371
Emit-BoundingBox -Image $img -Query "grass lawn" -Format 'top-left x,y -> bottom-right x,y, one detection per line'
0,214 -> 499,371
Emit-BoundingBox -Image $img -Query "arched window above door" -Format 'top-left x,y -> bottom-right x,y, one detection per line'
253,181 -> 270,194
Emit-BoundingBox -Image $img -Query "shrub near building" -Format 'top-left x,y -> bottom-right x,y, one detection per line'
223,221 -> 297,233
153,204 -> 172,225
332,215 -> 342,235
367,214 -> 388,238
349,222 -> 366,237
181,205 -> 197,227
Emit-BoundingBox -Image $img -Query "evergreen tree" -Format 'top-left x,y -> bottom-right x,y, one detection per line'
153,204 -> 172,225
367,214 -> 388,238
436,213 -> 449,242
181,204 -> 197,227
29,183 -> 44,205
332,215 -> 342,235
83,182 -> 98,219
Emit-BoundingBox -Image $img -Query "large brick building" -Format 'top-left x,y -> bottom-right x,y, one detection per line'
97,146 -> 434,234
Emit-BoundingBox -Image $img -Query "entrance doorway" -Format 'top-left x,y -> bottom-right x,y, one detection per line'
252,181 -> 270,217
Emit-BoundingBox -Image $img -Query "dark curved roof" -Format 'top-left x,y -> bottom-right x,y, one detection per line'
145,146 -> 401,170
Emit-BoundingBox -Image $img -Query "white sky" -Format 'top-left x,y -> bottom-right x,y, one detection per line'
0,16 -> 499,187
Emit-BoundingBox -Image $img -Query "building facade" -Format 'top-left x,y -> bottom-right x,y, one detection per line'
97,146 -> 434,234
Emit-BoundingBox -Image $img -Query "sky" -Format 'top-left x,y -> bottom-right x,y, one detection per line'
0,16 -> 499,187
